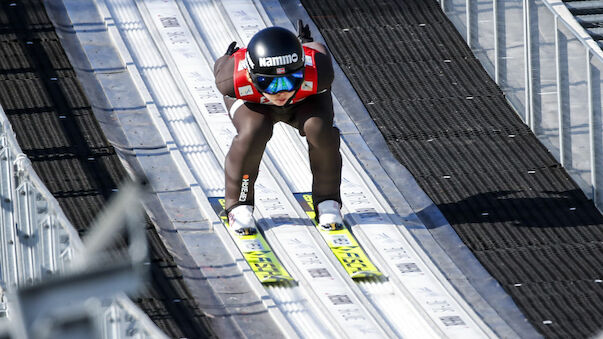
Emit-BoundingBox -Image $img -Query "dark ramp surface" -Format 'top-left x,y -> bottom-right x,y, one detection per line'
0,0 -> 213,337
301,0 -> 603,337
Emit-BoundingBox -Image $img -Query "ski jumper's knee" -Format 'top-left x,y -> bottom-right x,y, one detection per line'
234,117 -> 273,152
303,116 -> 340,147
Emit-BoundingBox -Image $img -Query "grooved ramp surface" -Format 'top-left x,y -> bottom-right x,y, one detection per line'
0,0 -> 213,337
301,0 -> 603,337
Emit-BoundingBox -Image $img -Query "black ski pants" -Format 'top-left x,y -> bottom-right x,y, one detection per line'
223,90 -> 341,212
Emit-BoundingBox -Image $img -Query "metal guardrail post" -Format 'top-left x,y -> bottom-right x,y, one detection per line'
554,15 -> 566,167
524,0 -> 535,130
0,133 -> 17,292
587,50 -> 598,204
15,158 -> 37,286
494,0 -> 500,84
593,55 -> 603,209
466,0 -> 472,48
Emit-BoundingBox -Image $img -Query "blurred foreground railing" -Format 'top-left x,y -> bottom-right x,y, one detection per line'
439,0 -> 603,209
0,105 -> 165,338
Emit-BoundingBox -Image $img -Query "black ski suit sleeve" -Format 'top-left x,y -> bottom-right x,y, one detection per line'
214,54 -> 236,97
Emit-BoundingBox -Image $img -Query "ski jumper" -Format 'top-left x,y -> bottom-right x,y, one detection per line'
214,42 -> 341,212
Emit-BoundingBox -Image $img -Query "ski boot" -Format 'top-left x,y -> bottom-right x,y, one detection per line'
317,200 -> 344,231
228,205 -> 258,235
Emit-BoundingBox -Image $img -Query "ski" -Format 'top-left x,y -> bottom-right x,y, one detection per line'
209,198 -> 294,283
294,193 -> 382,279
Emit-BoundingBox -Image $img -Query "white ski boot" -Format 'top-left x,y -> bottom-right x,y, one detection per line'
317,200 -> 344,231
228,205 -> 257,235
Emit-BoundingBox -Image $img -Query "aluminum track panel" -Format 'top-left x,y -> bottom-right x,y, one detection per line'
104,0 -> 225,197
267,126 -> 313,193
178,0 -> 236,61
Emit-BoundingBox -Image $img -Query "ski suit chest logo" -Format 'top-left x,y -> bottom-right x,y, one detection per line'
232,47 -> 319,104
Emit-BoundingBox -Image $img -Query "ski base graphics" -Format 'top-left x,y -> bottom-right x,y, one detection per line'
294,193 -> 382,279
210,198 -> 293,283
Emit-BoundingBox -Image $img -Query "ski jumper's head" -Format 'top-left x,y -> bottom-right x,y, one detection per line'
246,27 -> 305,105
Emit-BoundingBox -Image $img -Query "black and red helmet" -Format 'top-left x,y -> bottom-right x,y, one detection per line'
246,27 -> 305,94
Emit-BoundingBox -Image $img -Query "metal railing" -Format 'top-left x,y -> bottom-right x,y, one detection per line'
439,0 -> 603,208
0,105 -> 165,338
0,111 -> 81,292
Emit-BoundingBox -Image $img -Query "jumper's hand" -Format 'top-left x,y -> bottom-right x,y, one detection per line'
297,19 -> 313,43
225,41 -> 239,55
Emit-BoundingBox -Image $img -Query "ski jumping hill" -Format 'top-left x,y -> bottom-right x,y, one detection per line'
1,0 -> 601,337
